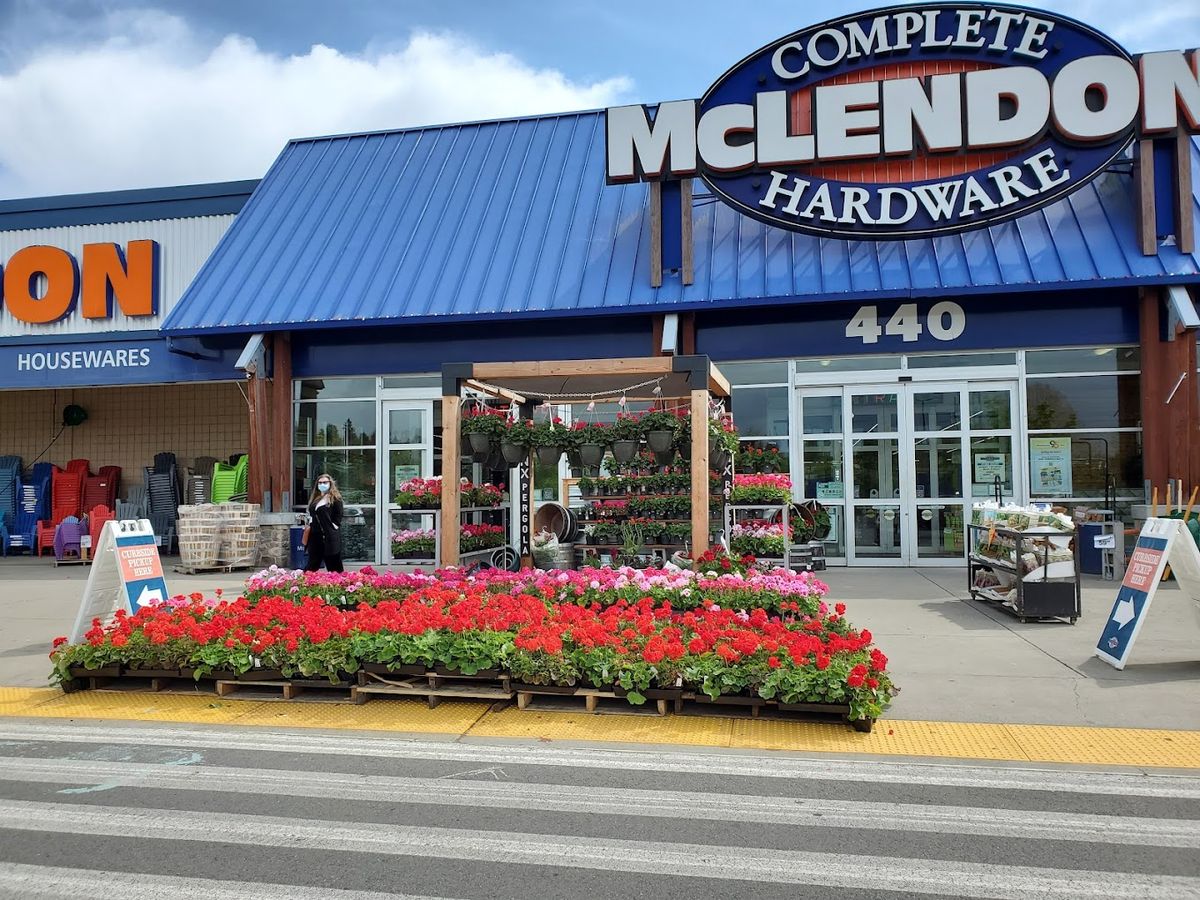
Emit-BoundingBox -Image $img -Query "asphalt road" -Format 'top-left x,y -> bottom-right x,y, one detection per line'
0,720 -> 1196,899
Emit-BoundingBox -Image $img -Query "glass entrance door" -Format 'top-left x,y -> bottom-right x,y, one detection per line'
380,401 -> 434,563
798,381 -> 1019,566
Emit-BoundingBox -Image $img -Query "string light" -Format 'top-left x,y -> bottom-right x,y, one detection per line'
469,376 -> 667,402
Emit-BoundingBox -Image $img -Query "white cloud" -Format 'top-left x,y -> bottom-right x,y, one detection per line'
0,12 -> 632,198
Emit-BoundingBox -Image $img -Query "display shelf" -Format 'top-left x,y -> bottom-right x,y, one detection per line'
388,505 -> 511,568
967,523 -> 1080,624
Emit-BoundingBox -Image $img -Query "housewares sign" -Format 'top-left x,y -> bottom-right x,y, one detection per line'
605,4 -> 1200,238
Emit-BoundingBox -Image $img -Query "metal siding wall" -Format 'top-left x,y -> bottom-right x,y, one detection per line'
0,214 -> 235,339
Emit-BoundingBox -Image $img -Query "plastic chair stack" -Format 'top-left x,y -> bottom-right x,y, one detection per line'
116,485 -> 148,522
146,453 -> 180,550
37,467 -> 84,555
0,456 -> 20,532
66,459 -> 91,478
9,471 -> 49,552
98,466 -> 121,509
82,476 -> 111,512
210,455 -> 249,503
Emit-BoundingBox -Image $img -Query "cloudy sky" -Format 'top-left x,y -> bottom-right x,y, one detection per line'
1,0 -> 1196,199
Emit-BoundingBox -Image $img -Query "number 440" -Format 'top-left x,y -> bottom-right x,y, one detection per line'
845,301 -> 966,344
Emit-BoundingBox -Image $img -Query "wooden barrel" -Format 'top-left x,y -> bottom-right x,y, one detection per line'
534,502 -> 578,543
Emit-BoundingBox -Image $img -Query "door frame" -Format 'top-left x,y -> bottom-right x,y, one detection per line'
378,399 -> 435,563
795,378 -> 1022,566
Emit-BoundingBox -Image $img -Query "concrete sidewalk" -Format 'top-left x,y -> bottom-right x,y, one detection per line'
1,557 -> 1198,730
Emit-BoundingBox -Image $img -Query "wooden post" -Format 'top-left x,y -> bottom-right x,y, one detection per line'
441,394 -> 461,566
1175,130 -> 1195,255
271,333 -> 292,511
691,388 -> 710,557
681,178 -> 694,285
649,181 -> 663,288
1136,139 -> 1157,256
246,368 -> 269,506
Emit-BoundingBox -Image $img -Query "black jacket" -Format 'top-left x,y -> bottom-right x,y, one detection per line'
307,497 -> 344,557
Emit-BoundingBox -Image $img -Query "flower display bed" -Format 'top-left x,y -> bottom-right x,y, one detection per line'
51,560 -> 895,728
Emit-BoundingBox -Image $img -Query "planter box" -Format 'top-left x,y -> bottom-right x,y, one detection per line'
179,667 -> 238,681
359,663 -> 427,678
236,668 -> 286,682
614,685 -> 682,701
122,667 -> 181,679
68,665 -> 120,679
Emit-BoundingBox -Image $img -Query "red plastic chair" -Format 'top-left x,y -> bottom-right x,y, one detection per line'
66,459 -> 91,478
98,466 -> 122,509
37,468 -> 84,555
87,505 -> 113,559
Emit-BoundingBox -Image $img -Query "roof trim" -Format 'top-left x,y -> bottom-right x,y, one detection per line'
0,180 -> 260,232
161,272 -> 1193,337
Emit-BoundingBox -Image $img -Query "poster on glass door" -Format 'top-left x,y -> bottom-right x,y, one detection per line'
1030,438 -> 1072,495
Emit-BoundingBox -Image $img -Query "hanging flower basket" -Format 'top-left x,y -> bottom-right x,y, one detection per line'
467,432 -> 493,454
646,430 -> 675,453
579,443 -> 605,468
651,447 -> 676,465
485,448 -> 508,472
535,446 -> 563,467
611,440 -> 639,463
500,442 -> 526,465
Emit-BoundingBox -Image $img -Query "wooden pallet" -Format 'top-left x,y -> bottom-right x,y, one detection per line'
215,679 -> 355,701
352,670 -> 514,708
515,685 -> 672,716
173,563 -> 257,575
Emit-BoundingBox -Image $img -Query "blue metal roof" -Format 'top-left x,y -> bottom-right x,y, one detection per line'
0,180 -> 259,232
161,112 -> 1200,336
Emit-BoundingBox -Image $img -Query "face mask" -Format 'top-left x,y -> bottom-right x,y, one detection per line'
318,483 -> 330,493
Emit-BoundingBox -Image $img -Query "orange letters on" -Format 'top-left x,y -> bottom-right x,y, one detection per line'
81,240 -> 158,319
2,246 -> 78,324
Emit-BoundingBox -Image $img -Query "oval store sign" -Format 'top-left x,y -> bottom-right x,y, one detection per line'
606,4 -> 1200,239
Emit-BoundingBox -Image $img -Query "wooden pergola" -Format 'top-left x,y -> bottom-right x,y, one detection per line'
440,356 -> 731,566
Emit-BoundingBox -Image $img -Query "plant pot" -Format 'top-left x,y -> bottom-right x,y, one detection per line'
470,447 -> 491,463
646,430 -> 675,453
500,442 -> 526,465
535,446 -> 562,467
578,443 -> 605,468
467,432 -> 493,454
486,448 -> 508,472
611,440 -> 639,463
579,484 -> 593,498
652,447 -> 675,466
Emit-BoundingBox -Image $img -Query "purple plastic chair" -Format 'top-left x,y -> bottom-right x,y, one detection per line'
54,517 -> 85,562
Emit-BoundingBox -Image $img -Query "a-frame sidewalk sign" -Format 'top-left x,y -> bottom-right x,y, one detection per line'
69,519 -> 170,644
1096,517 -> 1200,670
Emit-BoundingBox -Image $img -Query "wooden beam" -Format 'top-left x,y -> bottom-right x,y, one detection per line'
1137,138 -> 1157,256
1175,129 -> 1195,255
246,370 -> 269,505
707,361 -> 731,398
681,178 -> 694,286
271,332 -> 292,511
440,395 -> 461,566
464,379 -> 525,405
473,358 -> 674,380
690,389 -> 710,557
650,181 -> 663,289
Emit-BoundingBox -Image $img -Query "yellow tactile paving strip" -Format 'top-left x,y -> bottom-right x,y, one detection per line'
2,685 -> 1198,768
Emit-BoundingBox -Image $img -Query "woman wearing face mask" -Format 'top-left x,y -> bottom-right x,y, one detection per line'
304,473 -> 345,572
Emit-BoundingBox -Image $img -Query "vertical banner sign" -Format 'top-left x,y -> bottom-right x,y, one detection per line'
1096,518 -> 1200,669
518,460 -> 532,557
69,519 -> 170,643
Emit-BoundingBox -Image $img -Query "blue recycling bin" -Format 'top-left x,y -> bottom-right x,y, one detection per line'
289,526 -> 307,570
1079,522 -> 1103,575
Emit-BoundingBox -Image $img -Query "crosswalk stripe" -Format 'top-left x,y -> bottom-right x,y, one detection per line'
0,799 -> 1195,899
2,721 -> 1197,798
0,755 -> 1194,848
0,862 -> 461,900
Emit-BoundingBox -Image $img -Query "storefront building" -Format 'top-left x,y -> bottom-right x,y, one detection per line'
0,182 -> 256,504
160,5 -> 1200,566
